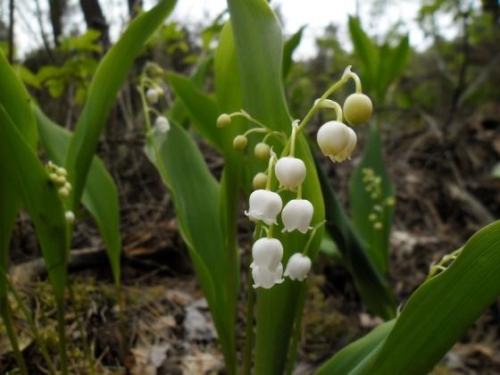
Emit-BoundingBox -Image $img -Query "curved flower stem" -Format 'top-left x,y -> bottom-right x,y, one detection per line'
297,66 -> 362,133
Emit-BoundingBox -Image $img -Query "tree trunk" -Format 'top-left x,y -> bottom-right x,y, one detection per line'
48,0 -> 67,46
79,0 -> 110,48
127,0 -> 143,19
8,0 -> 14,62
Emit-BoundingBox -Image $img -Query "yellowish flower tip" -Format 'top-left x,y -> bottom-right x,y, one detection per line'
217,113 -> 232,128
57,167 -> 67,177
252,172 -> 268,190
254,142 -> 271,160
385,196 -> 396,207
233,135 -> 248,151
58,187 -> 70,198
374,222 -> 383,230
343,93 -> 373,126
368,213 -> 377,221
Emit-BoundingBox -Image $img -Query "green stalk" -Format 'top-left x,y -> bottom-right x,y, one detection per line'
243,270 -> 256,375
56,298 -> 68,375
284,282 -> 307,375
0,303 -> 28,375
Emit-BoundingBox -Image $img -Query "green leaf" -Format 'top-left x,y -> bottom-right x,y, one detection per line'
348,16 -> 378,93
34,106 -> 121,285
66,0 -> 177,210
369,220 -> 500,375
315,320 -> 396,375
0,105 -> 68,299
0,50 -> 38,303
282,26 -> 305,80
144,120 -> 237,374
226,0 -> 290,132
349,125 -> 394,276
317,153 -> 396,320
165,71 -> 223,151
0,52 -> 37,148
377,35 -> 410,102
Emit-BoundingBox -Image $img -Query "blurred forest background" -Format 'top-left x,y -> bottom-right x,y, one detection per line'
1,0 -> 500,374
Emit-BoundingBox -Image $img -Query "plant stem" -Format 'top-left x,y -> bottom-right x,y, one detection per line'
0,303 -> 28,375
56,297 -> 68,375
243,269 -> 256,375
284,282 -> 308,375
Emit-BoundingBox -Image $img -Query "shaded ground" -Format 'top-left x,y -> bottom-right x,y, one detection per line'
1,104 -> 500,374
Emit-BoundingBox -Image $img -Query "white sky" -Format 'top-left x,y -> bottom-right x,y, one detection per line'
8,0 -> 456,59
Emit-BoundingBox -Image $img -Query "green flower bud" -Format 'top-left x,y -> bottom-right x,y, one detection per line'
343,93 -> 373,126
233,135 -> 248,150
217,114 -> 232,128
254,142 -> 270,160
252,172 -> 268,190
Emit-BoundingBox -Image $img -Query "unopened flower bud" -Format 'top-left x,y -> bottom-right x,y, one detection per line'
284,253 -> 312,281
57,167 -> 67,177
274,157 -> 306,190
233,135 -> 248,151
343,93 -> 373,126
254,142 -> 270,160
252,172 -> 268,190
217,114 -> 232,128
58,187 -> 69,198
146,88 -> 160,104
281,199 -> 314,233
245,189 -> 282,225
317,121 -> 356,162
65,211 -> 75,224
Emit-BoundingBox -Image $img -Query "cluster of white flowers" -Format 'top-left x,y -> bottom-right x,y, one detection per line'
219,66 -> 373,290
245,144 -> 314,288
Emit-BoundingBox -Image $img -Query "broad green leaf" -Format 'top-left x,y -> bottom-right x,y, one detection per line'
225,1 -> 325,374
165,71 -> 223,151
144,120 -> 237,374
283,26 -> 305,80
0,52 -> 37,148
0,50 -> 38,304
349,125 -> 394,277
369,220 -> 500,374
0,105 -> 68,299
226,0 -> 290,132
315,320 -> 396,375
377,36 -> 410,102
317,154 -> 396,320
34,107 -> 121,285
348,17 -> 378,94
66,0 -> 177,210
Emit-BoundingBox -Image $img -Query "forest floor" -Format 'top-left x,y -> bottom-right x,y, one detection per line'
1,108 -> 500,375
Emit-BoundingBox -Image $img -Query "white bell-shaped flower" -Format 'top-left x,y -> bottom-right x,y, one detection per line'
274,157 -> 306,190
154,116 -> 171,134
252,263 -> 284,289
245,189 -> 283,225
330,126 -> 356,162
281,199 -> 314,233
284,253 -> 312,281
317,121 -> 356,162
251,237 -> 283,271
